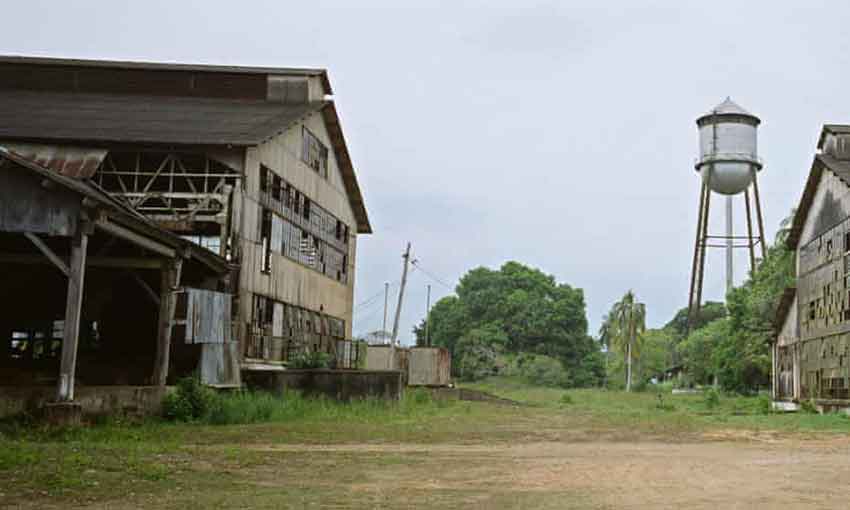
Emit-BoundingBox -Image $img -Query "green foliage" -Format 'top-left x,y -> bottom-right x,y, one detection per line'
290,351 -> 332,369
677,318 -> 730,385
601,291 -> 646,391
162,376 -> 217,421
413,261 -> 598,387
671,214 -> 795,393
559,393 -> 574,405
354,341 -> 368,369
455,325 -> 503,381
703,387 -> 720,409
800,399 -> 818,414
507,353 -> 571,388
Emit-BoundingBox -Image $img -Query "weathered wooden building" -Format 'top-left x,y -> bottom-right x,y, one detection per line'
0,56 -> 370,416
774,124 -> 850,410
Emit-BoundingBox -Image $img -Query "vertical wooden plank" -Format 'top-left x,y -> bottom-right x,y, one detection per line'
152,259 -> 183,386
56,226 -> 88,402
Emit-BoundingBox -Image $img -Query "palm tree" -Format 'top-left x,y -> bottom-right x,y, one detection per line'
599,315 -> 612,388
608,291 -> 646,392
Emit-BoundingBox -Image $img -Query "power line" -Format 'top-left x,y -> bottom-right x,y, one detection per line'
410,260 -> 453,289
354,280 -> 399,310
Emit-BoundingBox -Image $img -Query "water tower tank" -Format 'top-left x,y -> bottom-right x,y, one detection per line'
695,98 -> 761,195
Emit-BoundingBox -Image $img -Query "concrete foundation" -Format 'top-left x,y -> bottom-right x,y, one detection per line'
0,385 -> 169,419
244,369 -> 404,401
43,402 -> 83,426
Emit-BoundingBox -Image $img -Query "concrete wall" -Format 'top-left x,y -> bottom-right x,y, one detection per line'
408,347 -> 452,386
243,369 -> 404,401
237,109 -> 357,341
0,386 -> 167,418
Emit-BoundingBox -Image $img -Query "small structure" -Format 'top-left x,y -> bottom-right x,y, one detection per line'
0,146 -> 232,422
364,345 -> 451,387
774,124 -> 850,411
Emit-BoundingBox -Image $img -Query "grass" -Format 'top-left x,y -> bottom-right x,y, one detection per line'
463,376 -> 850,435
3,378 -> 850,508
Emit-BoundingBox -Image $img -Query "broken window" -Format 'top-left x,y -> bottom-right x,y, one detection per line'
272,174 -> 283,201
261,209 -> 273,273
260,165 -> 270,193
302,127 -> 329,178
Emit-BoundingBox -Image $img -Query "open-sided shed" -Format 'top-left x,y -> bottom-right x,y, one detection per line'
0,144 -> 235,422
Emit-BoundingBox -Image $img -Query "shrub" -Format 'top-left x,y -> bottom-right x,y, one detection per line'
755,394 -> 771,415
800,399 -> 818,414
559,393 -> 574,405
290,351 -> 333,369
162,376 -> 217,421
509,353 -> 571,388
703,388 -> 720,410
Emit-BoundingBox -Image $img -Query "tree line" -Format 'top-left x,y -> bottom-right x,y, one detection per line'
414,261 -> 603,387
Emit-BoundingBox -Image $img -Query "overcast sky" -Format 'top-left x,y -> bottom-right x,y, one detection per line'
3,1 -> 848,343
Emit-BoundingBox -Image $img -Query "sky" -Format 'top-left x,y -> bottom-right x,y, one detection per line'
2,1 -> 849,343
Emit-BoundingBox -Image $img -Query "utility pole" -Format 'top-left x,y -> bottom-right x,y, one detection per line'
390,242 -> 411,347
425,284 -> 431,347
382,282 -> 389,342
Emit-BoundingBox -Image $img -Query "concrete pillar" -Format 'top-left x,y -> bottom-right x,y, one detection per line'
56,226 -> 88,402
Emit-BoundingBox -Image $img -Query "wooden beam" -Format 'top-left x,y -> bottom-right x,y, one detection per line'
23,233 -> 69,277
56,225 -> 88,402
152,258 -> 183,386
0,254 -> 163,270
130,272 -> 161,306
95,218 -> 176,258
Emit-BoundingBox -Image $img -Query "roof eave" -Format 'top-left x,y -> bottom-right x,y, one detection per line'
319,102 -> 372,234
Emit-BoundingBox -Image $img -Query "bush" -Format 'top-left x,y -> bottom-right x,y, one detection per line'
800,399 -> 818,414
162,376 -> 217,421
290,351 -> 333,369
509,353 -> 571,388
703,387 -> 720,410
559,393 -> 574,405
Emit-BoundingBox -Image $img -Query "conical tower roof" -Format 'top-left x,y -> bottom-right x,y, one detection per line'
697,97 -> 760,125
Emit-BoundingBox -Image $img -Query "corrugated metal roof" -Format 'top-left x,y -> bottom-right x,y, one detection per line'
2,142 -> 106,179
786,153 -> 850,250
0,55 -> 332,95
0,90 -> 327,146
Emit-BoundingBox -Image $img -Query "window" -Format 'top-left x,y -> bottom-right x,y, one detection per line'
260,165 -> 270,193
261,209 -> 273,273
272,174 -> 283,201
302,127 -> 329,178
303,197 -> 311,220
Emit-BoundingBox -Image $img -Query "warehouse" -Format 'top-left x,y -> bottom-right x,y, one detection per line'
774,125 -> 850,410
0,56 -> 371,418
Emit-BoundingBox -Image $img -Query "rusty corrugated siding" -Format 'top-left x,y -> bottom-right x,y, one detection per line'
408,347 -> 451,386
2,142 -> 106,179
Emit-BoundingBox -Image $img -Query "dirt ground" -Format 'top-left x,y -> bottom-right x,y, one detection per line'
19,435 -> 850,510
244,438 -> 850,509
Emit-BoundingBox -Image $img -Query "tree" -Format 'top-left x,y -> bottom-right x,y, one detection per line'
605,291 -> 646,392
412,261 -> 599,387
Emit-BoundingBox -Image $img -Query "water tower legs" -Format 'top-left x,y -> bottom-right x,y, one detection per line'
686,170 -> 767,333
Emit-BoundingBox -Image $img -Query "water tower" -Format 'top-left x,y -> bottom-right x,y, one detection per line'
687,98 -> 767,330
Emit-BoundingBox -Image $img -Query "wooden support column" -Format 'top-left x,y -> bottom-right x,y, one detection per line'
56,224 -> 90,402
152,258 -> 183,386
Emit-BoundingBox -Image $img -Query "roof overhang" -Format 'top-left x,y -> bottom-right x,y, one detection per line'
0,54 -> 332,96
320,102 -> 372,234
785,153 -> 850,250
0,145 -> 232,275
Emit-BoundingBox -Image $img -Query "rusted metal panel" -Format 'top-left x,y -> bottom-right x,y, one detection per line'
174,288 -> 232,344
0,163 -> 79,235
408,347 -> 451,387
2,142 -> 106,179
200,342 -> 241,387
